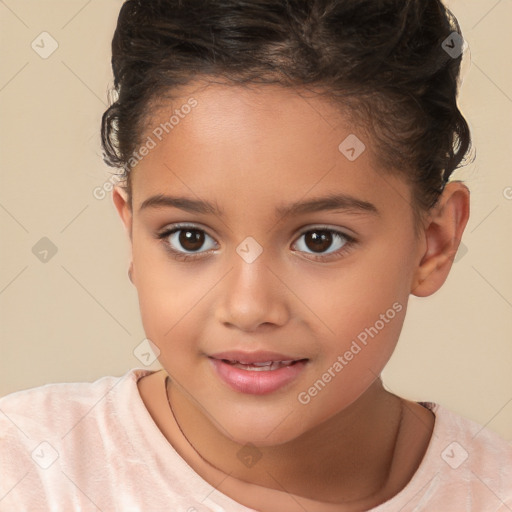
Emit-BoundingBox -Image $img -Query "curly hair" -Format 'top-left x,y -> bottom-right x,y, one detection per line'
101,0 -> 472,231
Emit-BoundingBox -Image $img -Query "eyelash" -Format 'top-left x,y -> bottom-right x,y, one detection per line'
155,223 -> 357,262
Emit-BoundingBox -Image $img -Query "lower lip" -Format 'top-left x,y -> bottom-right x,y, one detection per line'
209,358 -> 308,395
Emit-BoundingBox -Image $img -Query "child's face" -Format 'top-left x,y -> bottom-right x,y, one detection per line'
115,82 -> 427,445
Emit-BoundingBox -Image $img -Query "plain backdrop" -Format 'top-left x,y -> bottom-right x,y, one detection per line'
0,0 -> 511,442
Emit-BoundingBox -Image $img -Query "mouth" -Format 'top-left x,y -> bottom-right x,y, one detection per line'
217,359 -> 306,371
207,351 -> 309,395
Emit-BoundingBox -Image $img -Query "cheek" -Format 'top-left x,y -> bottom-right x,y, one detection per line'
293,303 -> 407,432
291,243 -> 410,341
288,248 -> 410,405
132,239 -> 196,348
136,270 -> 203,347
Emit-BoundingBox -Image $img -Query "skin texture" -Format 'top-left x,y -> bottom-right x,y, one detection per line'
113,81 -> 470,510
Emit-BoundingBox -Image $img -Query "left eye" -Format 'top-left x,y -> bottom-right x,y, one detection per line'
292,227 -> 354,259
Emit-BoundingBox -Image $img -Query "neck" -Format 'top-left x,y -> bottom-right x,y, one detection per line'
166,376 -> 404,503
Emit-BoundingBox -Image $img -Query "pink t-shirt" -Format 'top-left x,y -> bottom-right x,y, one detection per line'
0,368 -> 511,511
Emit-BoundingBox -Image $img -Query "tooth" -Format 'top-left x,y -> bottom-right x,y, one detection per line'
236,363 -> 270,371
227,359 -> 300,371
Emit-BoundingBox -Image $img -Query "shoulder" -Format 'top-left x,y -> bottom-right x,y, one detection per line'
415,403 -> 512,510
0,368 -> 190,511
377,403 -> 512,511
431,403 -> 512,464
0,369 -> 152,442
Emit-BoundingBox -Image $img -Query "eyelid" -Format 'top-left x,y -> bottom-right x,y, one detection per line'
158,221 -> 214,233
157,222 -> 355,239
296,223 -> 355,239
157,222 -> 217,241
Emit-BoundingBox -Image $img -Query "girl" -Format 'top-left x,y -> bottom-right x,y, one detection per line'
1,1 -> 511,511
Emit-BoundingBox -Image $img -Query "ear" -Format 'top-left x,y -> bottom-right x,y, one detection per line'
112,185 -> 133,242
411,181 -> 470,297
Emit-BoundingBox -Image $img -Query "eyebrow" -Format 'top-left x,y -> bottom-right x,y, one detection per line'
138,192 -> 379,217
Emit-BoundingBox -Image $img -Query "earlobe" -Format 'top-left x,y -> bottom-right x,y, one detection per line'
411,182 -> 470,297
112,185 -> 133,241
128,261 -> 134,284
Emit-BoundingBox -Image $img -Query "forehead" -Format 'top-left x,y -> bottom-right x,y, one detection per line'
130,81 -> 413,220
141,81 -> 348,162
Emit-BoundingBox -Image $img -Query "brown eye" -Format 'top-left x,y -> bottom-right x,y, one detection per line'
293,226 -> 355,261
156,224 -> 356,263
178,228 -> 205,252
303,230 -> 333,253
157,225 -> 218,258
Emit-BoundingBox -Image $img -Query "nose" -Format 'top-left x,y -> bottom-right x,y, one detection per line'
215,252 -> 290,332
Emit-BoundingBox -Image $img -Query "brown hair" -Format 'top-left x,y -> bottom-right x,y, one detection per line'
101,0 -> 472,231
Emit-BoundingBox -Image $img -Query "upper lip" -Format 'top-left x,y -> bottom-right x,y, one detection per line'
208,350 -> 307,364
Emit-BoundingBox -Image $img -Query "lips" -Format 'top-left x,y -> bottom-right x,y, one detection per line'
208,351 -> 309,394
209,350 -> 305,365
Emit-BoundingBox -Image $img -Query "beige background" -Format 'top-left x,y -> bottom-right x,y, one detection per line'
0,1 -> 511,442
